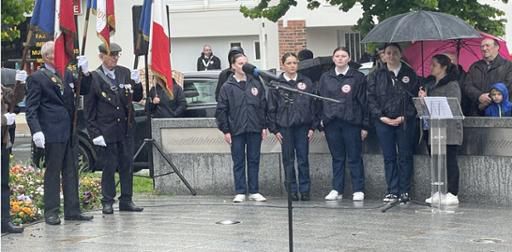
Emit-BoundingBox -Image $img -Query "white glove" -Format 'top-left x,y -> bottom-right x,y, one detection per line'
15,70 -> 28,83
130,69 -> 140,83
92,136 -> 107,147
77,56 -> 89,74
4,113 -> 16,126
120,84 -> 132,90
33,131 -> 45,149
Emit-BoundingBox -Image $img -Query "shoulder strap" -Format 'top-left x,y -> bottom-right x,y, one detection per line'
40,68 -> 64,90
95,69 -> 116,86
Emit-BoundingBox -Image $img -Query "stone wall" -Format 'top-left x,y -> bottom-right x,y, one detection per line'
152,118 -> 512,206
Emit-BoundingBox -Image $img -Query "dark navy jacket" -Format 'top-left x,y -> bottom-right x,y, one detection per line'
215,75 -> 267,136
84,65 -> 143,143
267,73 -> 318,133
148,84 -> 186,118
318,68 -> 369,129
368,64 -> 420,119
26,67 -> 91,143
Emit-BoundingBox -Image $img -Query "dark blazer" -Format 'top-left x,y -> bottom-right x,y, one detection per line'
197,54 -> 221,71
84,65 -> 143,144
25,67 -> 91,143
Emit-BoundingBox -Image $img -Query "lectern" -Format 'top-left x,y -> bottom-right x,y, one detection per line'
413,97 -> 464,212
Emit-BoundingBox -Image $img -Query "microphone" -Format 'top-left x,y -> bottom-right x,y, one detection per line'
242,63 -> 281,82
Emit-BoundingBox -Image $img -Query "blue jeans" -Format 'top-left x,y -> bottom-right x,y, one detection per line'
375,118 -> 417,195
280,125 -> 311,193
324,119 -> 365,193
231,132 -> 262,194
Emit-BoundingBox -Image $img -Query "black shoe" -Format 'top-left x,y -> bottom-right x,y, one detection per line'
119,202 -> 144,212
102,204 -> 114,214
1,222 -> 24,233
64,214 -> 94,221
45,215 -> 61,225
300,192 -> 310,201
290,193 -> 299,201
399,193 -> 410,203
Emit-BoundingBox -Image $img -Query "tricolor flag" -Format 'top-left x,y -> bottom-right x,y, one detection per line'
87,0 -> 115,53
30,0 -> 76,77
135,0 -> 152,55
149,0 -> 173,96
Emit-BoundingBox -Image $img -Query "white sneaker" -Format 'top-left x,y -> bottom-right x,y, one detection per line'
233,194 -> 246,203
248,193 -> 267,202
353,192 -> 365,201
324,190 -> 343,201
425,192 -> 440,204
443,193 -> 459,205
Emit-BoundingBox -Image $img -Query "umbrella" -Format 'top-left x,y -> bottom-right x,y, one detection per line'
403,32 -> 512,77
298,56 -> 361,83
361,10 -> 480,43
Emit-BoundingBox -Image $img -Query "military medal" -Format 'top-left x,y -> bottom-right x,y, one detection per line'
101,91 -> 107,98
51,76 -> 57,83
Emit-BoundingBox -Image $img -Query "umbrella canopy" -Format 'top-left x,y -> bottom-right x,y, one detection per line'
298,56 -> 361,82
403,32 -> 512,77
361,10 -> 480,43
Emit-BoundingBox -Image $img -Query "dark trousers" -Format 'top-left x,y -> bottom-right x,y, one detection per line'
231,132 -> 262,194
44,141 -> 81,218
280,125 -> 311,193
2,144 -> 11,224
424,131 -> 460,195
96,139 -> 133,205
375,118 -> 417,195
324,119 -> 365,193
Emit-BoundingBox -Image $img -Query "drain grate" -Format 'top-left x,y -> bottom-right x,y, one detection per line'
472,238 -> 504,244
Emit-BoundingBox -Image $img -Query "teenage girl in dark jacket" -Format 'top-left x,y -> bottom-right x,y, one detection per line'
215,54 -> 268,203
268,52 -> 317,201
368,43 -> 420,203
318,47 -> 369,202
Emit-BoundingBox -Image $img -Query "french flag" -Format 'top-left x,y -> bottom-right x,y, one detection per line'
30,0 -> 76,77
149,0 -> 173,95
87,0 -> 115,52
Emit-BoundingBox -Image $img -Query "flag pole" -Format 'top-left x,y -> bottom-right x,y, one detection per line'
72,6 -> 91,146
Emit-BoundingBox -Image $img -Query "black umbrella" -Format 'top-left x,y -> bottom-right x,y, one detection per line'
361,10 -> 480,76
361,10 -> 480,43
298,56 -> 361,83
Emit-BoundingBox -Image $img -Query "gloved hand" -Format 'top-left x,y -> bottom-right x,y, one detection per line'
15,70 -> 28,83
33,131 -> 45,149
92,136 -> 107,147
4,113 -> 16,126
130,69 -> 140,83
77,56 -> 89,74
120,84 -> 132,90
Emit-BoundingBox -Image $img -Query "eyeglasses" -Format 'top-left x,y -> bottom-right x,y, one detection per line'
109,52 -> 121,58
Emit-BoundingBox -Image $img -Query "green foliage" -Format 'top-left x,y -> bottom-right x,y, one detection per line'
1,0 -> 35,41
241,0 -> 508,36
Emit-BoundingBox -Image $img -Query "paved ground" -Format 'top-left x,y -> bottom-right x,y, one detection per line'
1,195 -> 511,252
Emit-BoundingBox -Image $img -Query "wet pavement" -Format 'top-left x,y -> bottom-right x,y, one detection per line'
2,195 -> 511,251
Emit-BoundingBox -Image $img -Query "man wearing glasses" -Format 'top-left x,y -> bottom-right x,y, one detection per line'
84,42 -> 144,214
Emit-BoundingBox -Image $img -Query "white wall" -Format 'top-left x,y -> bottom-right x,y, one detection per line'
305,27 -> 341,57
171,35 -> 259,72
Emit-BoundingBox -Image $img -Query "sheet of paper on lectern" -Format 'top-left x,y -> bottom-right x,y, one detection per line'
424,97 -> 453,119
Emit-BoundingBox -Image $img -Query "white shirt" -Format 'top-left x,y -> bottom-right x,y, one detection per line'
44,64 -> 56,74
102,65 -> 116,80
388,63 -> 402,77
283,73 -> 298,82
335,66 -> 349,76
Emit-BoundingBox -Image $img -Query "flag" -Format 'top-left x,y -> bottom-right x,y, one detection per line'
54,0 -> 77,77
139,0 -> 152,41
30,0 -> 56,34
150,0 -> 173,96
135,0 -> 152,55
88,0 -> 115,53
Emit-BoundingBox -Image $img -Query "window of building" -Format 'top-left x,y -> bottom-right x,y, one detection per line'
230,42 -> 241,48
254,41 -> 261,60
342,32 -> 367,62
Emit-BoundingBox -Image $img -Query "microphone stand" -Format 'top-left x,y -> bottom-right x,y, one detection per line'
257,76 -> 340,252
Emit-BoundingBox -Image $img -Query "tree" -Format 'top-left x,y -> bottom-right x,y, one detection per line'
1,0 -> 34,42
240,0 -> 508,36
